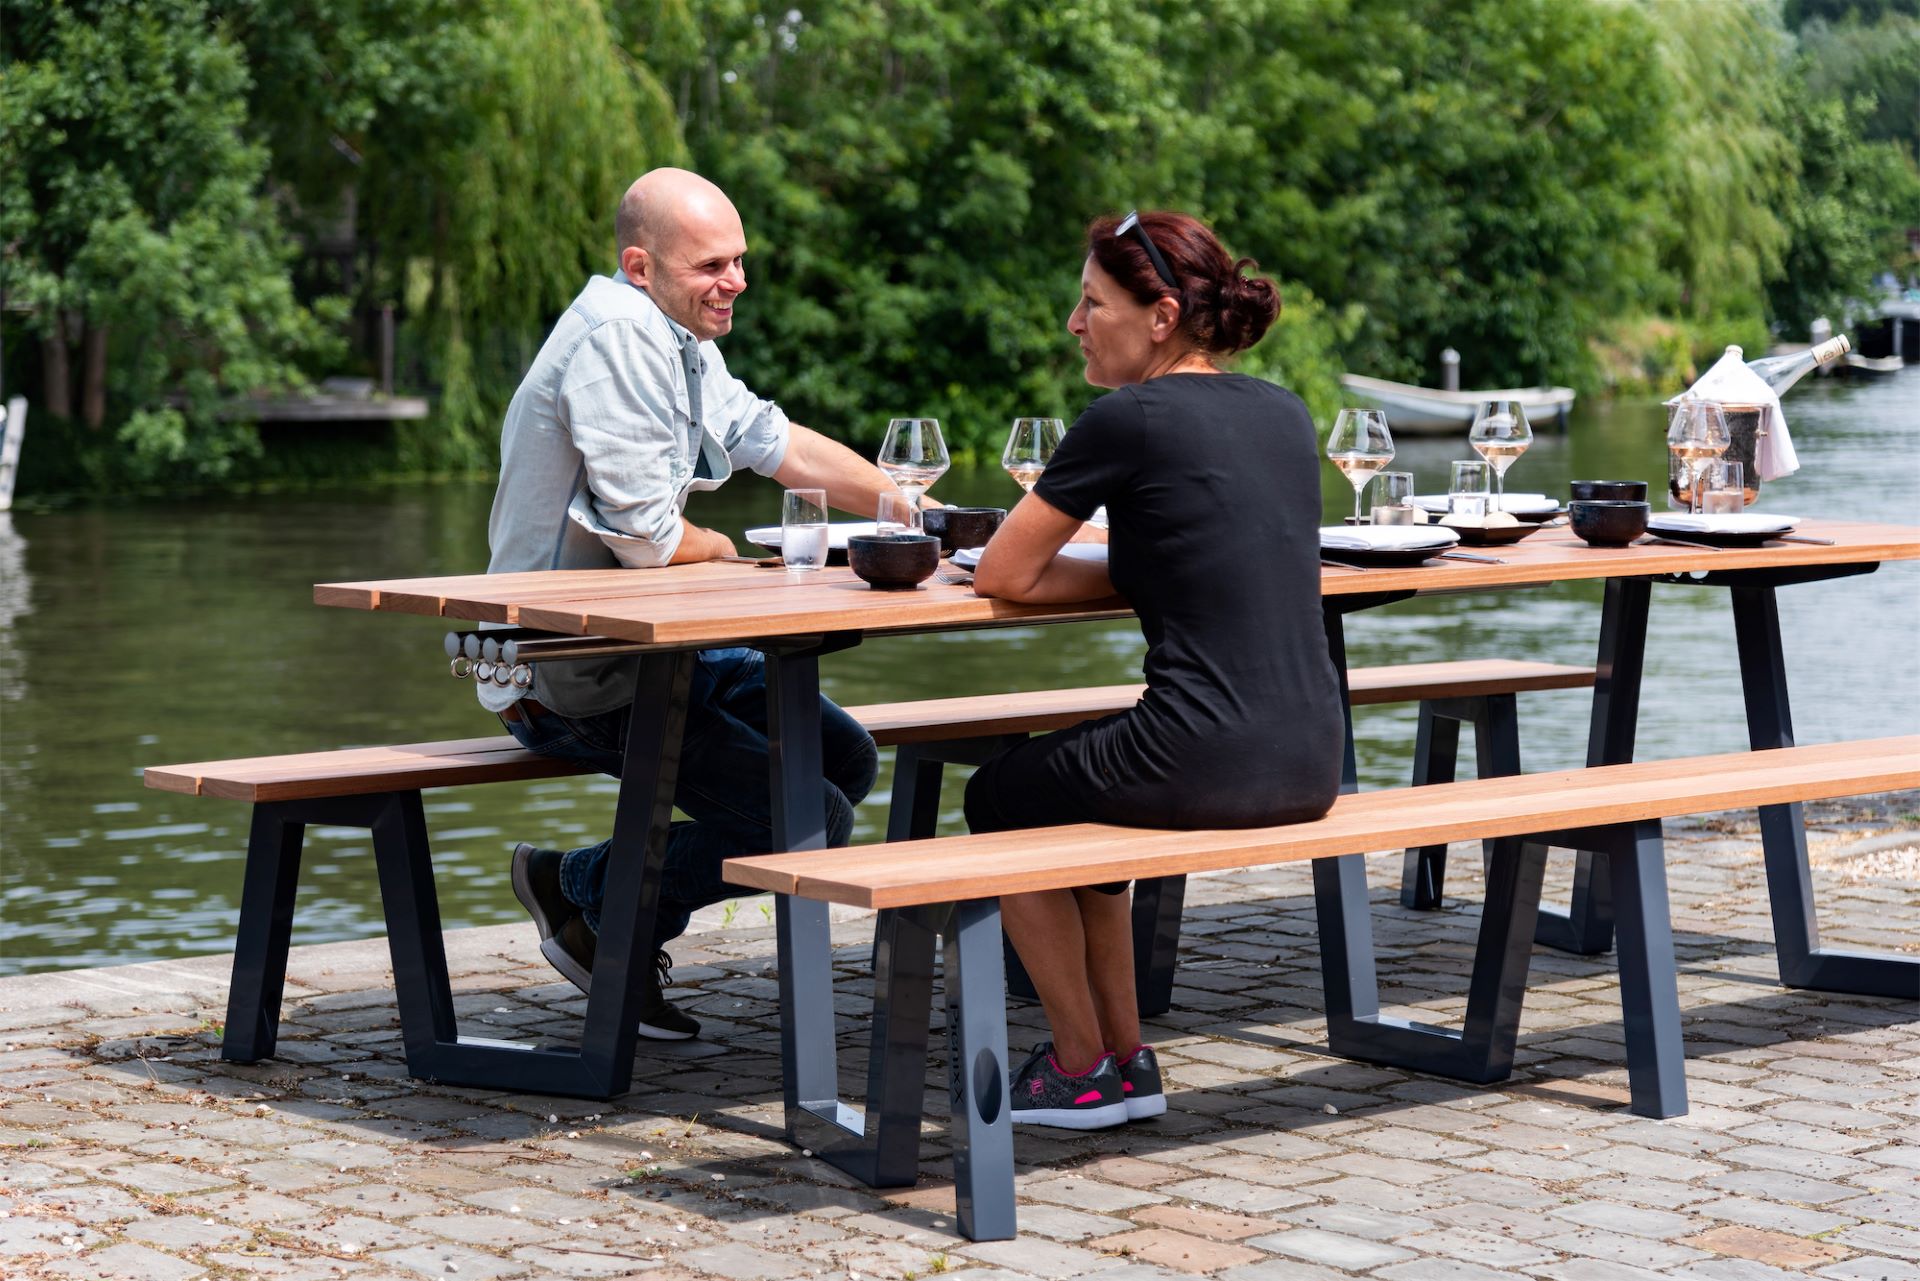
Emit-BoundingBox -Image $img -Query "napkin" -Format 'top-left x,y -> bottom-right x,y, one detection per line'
1686,347 -> 1799,481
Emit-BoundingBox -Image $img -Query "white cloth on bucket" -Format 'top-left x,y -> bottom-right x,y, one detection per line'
1686,346 -> 1799,481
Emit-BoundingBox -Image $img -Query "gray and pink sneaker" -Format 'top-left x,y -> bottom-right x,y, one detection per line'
1009,1043 -> 1127,1129
1117,1044 -> 1165,1120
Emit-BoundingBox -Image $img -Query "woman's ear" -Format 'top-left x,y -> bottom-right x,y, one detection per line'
1150,295 -> 1182,343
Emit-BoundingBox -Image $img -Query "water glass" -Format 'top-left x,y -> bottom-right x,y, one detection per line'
781,488 -> 828,570
1702,461 -> 1745,514
1369,471 -> 1416,525
1449,460 -> 1491,519
877,490 -> 919,535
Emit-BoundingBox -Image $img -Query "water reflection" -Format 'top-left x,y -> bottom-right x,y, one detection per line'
0,372 -> 1914,973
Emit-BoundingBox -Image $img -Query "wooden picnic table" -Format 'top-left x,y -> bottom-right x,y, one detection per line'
316,516 -> 1920,1105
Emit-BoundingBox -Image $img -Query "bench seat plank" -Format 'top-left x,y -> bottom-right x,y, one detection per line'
145,659 -> 1593,799
144,738 -> 582,802
853,660 -> 1593,743
725,736 -> 1920,908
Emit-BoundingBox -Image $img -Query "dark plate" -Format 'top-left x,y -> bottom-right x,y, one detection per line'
745,537 -> 850,565
1507,506 -> 1566,524
1319,543 -> 1452,567
1644,526 -> 1790,549
1443,521 -> 1544,547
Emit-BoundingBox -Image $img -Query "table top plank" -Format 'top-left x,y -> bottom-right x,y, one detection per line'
316,519 -> 1920,646
723,735 -> 1920,908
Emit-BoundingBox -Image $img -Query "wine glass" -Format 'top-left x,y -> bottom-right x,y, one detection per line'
878,418 -> 949,512
1468,400 -> 1532,513
1002,417 -> 1063,493
1326,409 -> 1395,523
1666,397 -> 1730,513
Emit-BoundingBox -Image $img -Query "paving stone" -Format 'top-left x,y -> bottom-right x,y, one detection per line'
39,1241 -> 210,1280
1084,1228 -> 1263,1274
1680,1224 -> 1852,1270
1247,1226 -> 1416,1269
1548,1200 -> 1697,1239
376,1241 -> 533,1278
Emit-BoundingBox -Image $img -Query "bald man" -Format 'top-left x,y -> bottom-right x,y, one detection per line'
483,169 -> 899,1037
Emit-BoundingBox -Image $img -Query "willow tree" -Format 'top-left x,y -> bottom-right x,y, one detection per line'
1642,0 -> 1795,340
229,0 -> 685,470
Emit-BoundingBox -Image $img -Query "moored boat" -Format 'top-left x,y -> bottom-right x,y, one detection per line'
1337,373 -> 1576,433
1842,352 -> 1904,375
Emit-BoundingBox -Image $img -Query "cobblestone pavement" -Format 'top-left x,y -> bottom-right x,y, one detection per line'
3,798 -> 1916,1281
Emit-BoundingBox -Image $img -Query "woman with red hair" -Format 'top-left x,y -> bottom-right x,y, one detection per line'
971,210 -> 1343,1128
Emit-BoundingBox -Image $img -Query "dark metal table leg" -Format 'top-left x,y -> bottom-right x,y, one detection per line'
1538,576 -> 1651,954
1732,584 -> 1920,999
1132,875 -> 1186,1017
1399,701 -> 1461,910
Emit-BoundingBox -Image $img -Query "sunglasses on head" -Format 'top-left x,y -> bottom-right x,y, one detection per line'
1115,210 -> 1177,290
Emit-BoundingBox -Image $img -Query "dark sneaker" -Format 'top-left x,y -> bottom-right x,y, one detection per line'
634,949 -> 701,1041
539,914 -> 596,995
511,843 -> 570,942
1010,1043 -> 1126,1129
1117,1044 -> 1165,1120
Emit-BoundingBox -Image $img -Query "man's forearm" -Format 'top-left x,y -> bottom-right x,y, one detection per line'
775,423 -> 913,519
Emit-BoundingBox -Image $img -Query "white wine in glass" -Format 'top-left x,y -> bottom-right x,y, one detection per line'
878,417 -> 949,509
1665,397 -> 1730,512
1002,417 -> 1063,493
1468,400 -> 1532,513
1326,409 -> 1395,523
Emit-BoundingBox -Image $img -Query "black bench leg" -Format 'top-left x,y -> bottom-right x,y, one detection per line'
1732,584 -> 1920,998
1607,819 -> 1687,1118
784,899 -> 940,1188
1399,702 -> 1461,910
885,744 -> 946,844
222,804 -> 307,1063
1132,876 -> 1185,1018
1320,837 -> 1547,1084
369,790 -> 462,1067
945,898 -> 1015,1242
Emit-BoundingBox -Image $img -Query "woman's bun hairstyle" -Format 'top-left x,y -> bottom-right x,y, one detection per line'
1086,212 -> 1281,356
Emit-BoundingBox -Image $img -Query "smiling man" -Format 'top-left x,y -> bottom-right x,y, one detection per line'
481,168 -> 897,1037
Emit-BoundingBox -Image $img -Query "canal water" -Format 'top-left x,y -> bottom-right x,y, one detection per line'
2,371 -> 1915,974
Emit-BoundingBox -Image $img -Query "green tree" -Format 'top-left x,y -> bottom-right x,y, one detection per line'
0,0 -> 341,485
222,0 -> 686,470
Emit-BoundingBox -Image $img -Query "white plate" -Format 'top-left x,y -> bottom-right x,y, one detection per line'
1319,525 -> 1460,552
951,543 -> 1108,570
1646,512 -> 1798,536
745,521 -> 879,550
1412,492 -> 1558,516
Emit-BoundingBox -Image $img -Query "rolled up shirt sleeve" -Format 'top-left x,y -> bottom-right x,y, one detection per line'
559,322 -> 688,568
704,343 -> 791,476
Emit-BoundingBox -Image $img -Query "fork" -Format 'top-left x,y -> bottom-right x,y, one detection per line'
935,570 -> 974,586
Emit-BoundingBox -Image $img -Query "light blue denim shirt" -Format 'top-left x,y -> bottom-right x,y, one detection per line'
480,272 -> 790,716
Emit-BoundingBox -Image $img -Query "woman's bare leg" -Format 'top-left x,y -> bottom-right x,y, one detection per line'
1000,889 -> 1106,1070
1075,886 -> 1142,1054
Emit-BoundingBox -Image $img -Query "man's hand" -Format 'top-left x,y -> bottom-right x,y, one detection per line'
668,519 -> 737,563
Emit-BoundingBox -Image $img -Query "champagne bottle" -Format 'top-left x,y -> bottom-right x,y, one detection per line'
1735,335 -> 1851,397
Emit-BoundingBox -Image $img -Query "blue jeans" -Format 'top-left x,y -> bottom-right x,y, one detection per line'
501,647 -> 878,947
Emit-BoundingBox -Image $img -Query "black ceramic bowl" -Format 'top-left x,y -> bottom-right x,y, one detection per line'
1570,479 -> 1649,503
921,506 -> 1006,554
847,534 -> 940,589
1569,499 -> 1650,547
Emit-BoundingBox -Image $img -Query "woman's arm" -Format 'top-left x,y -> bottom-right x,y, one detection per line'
972,492 -> 1116,603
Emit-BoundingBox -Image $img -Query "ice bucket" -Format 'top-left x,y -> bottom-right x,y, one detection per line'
1663,395 -> 1768,508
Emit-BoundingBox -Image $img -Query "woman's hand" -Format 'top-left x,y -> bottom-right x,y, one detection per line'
972,493 -> 1116,603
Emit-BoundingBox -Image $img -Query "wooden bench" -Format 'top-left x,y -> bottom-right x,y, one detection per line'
724,736 -> 1920,1241
144,658 -> 1592,1069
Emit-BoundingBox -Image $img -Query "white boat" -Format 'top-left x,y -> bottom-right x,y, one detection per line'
1338,373 -> 1576,433
1841,352 -> 1904,376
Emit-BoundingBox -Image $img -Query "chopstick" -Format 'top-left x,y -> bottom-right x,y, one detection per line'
719,553 -> 777,564
1321,559 -> 1368,572
1438,550 -> 1506,564
1771,533 -> 1835,546
1637,535 -> 1722,552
